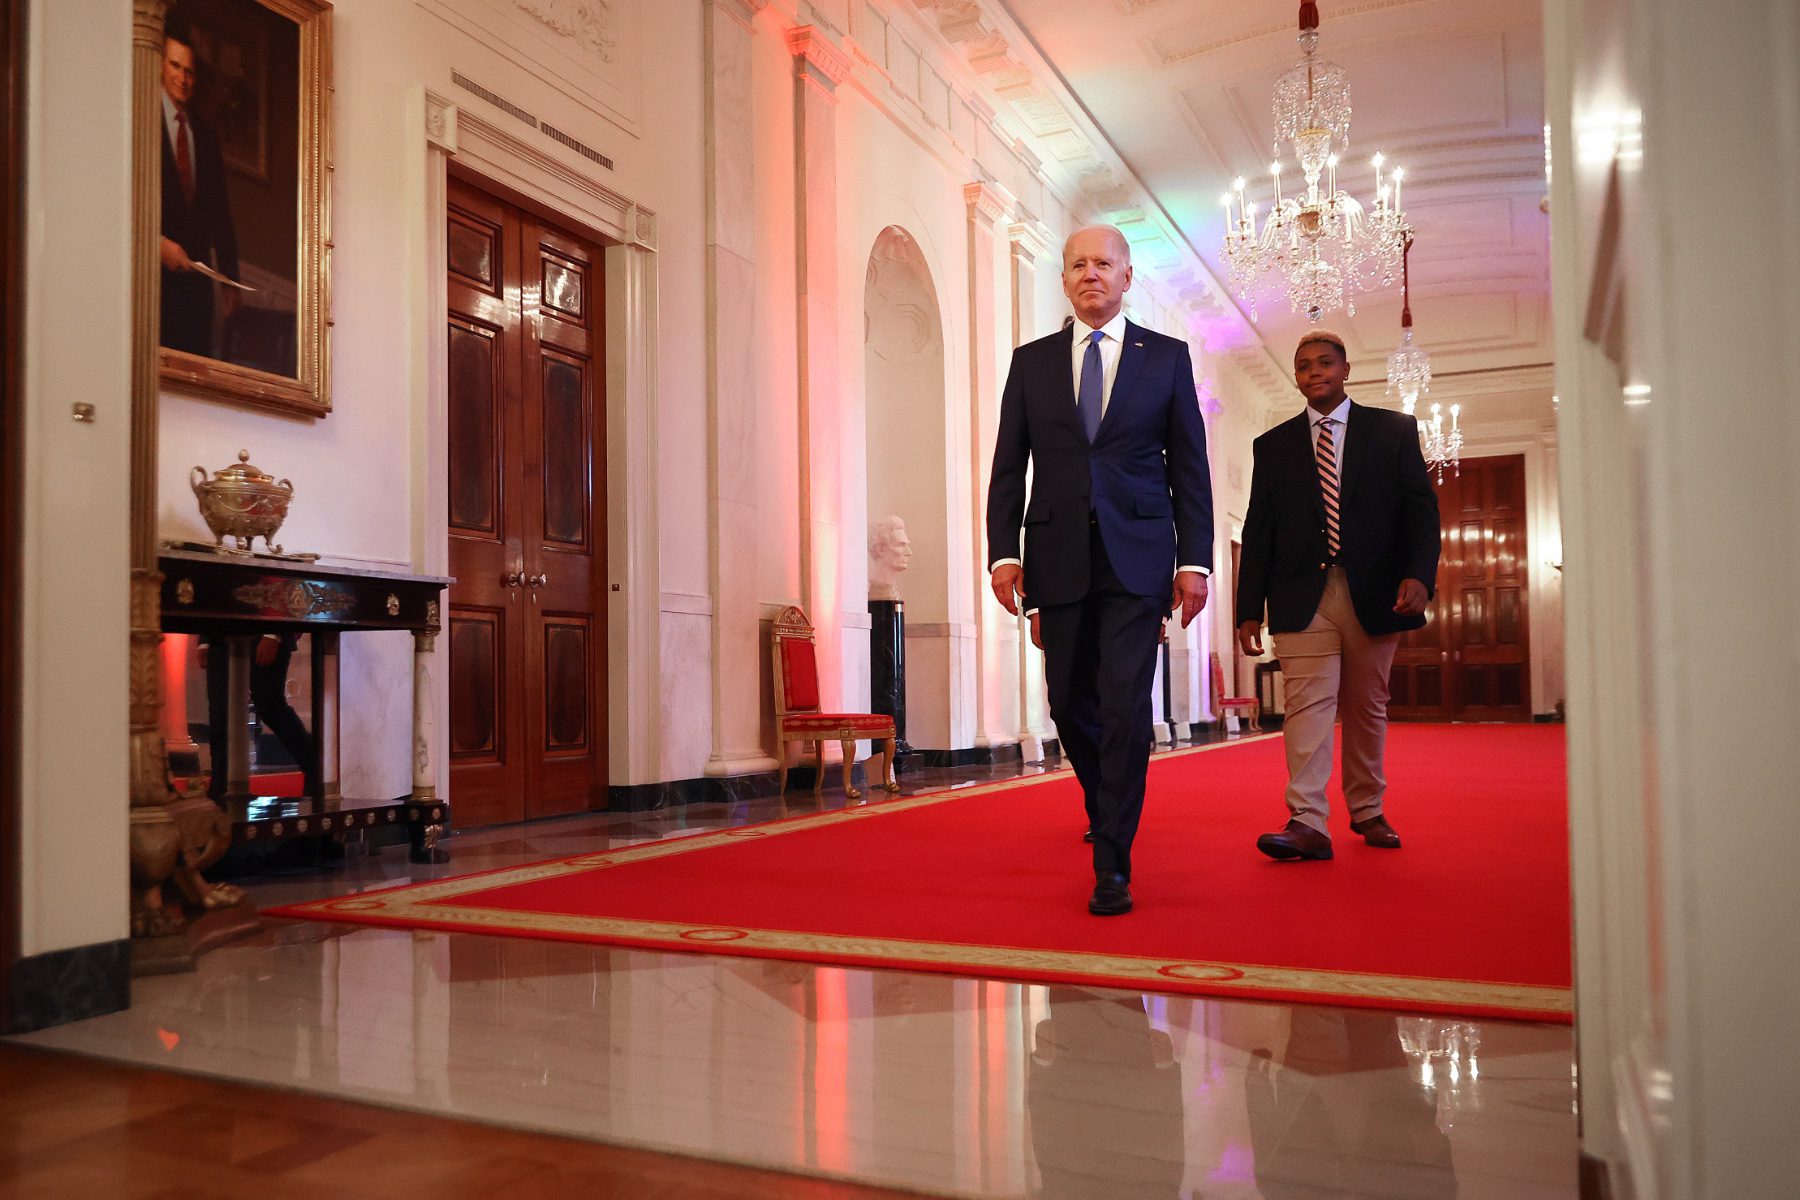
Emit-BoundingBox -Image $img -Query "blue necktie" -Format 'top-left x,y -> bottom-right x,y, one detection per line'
1077,329 -> 1104,442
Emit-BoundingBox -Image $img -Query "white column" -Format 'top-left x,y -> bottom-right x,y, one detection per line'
702,0 -> 777,778
1007,219 -> 1054,760
411,629 -> 437,801
965,181 -> 1012,750
788,25 -> 854,717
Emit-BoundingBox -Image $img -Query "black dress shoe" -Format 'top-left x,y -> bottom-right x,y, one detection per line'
1082,826 -> 1094,843
1350,814 -> 1402,848
1088,871 -> 1133,915
1256,819 -> 1334,861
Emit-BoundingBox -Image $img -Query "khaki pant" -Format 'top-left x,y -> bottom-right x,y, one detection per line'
1271,568 -> 1400,834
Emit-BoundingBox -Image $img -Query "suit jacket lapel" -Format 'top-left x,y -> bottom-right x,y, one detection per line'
1051,324 -> 1081,432
1339,400 -> 1372,509
1097,321 -> 1147,440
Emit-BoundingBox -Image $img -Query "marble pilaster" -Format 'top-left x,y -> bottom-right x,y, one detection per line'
788,25 -> 853,716
703,0 -> 778,777
964,182 -> 1012,750
1008,219 -> 1055,759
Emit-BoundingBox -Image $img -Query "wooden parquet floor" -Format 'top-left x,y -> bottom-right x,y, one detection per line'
0,1044 -> 928,1200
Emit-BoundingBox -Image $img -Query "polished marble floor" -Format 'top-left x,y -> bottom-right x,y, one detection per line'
12,747 -> 1579,1199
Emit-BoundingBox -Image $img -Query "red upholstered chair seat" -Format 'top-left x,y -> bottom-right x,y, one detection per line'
779,713 -> 896,735
770,605 -> 900,798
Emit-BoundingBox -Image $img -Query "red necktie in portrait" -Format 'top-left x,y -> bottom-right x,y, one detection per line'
176,112 -> 195,206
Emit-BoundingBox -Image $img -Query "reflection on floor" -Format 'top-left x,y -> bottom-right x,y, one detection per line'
9,741 -> 1578,1199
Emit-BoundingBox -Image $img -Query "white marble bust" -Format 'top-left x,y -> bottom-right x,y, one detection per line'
868,515 -> 914,601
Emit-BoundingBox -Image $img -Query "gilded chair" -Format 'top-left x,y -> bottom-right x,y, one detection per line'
1210,651 -> 1261,733
772,605 -> 900,798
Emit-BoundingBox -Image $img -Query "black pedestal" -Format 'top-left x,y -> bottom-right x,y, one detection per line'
869,598 -> 911,754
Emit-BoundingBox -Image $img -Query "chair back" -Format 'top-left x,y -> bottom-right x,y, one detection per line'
771,605 -> 821,717
1208,651 -> 1226,707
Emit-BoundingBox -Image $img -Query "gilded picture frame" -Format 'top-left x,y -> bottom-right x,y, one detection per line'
155,0 -> 332,418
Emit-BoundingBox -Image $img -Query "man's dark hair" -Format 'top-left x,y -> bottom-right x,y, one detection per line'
163,11 -> 194,51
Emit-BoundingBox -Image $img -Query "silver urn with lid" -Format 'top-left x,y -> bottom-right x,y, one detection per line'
191,449 -> 294,553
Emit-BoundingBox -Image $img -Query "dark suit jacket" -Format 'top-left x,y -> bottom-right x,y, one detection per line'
986,321 -> 1213,607
161,107 -> 238,355
1234,402 -> 1440,636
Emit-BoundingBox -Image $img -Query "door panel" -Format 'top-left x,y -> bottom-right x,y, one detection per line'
448,177 -> 607,826
1452,456 -> 1532,721
1389,453 -> 1533,721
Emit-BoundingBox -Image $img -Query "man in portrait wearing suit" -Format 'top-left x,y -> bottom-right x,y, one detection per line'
1235,331 -> 1441,860
987,224 -> 1213,916
159,13 -> 240,358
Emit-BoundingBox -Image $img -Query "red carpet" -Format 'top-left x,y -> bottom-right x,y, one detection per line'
270,725 -> 1571,1021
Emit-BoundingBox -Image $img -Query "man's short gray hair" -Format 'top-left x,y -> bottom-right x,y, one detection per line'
1063,224 -> 1131,265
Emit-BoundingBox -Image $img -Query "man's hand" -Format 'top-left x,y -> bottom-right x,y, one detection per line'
160,236 -> 194,272
1393,578 -> 1430,616
1171,571 -> 1208,628
1028,611 -> 1042,650
1238,620 -> 1265,657
254,634 -> 280,667
990,563 -> 1024,616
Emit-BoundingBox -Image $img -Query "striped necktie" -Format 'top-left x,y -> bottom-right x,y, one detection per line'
1316,417 -> 1341,560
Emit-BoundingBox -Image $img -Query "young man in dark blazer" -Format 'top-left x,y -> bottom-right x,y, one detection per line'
987,225 -> 1213,916
1235,331 -> 1440,860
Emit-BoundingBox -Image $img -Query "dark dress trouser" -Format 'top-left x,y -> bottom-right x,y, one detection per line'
1036,522 -> 1166,881
205,636 -> 318,800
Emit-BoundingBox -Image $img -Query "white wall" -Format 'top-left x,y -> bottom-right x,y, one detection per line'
1548,0 -> 1800,1195
18,0 -> 134,956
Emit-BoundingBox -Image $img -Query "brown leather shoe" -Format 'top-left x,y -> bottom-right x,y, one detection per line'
1256,819 -> 1333,861
1350,814 -> 1402,848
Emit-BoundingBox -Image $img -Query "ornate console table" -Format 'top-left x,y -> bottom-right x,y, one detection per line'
158,550 -> 453,862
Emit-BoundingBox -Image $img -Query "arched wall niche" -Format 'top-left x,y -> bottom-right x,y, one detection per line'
862,225 -> 949,623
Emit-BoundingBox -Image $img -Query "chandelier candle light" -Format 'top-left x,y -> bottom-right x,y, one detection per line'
1222,1 -> 1413,322
1385,236 -> 1461,481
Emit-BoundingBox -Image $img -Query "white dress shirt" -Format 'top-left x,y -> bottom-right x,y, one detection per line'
1069,311 -> 1129,422
994,312 -> 1209,616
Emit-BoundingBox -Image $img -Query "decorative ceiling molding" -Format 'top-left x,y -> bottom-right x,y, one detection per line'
512,0 -> 619,62
964,179 -> 1013,227
789,24 -> 855,88
1143,0 -> 1442,70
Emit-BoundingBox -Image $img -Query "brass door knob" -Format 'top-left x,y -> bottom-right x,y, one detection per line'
502,567 -> 525,588
527,572 -> 549,588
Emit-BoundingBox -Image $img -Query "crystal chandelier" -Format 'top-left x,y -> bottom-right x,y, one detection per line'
1385,237 -> 1461,481
1220,1 -> 1412,323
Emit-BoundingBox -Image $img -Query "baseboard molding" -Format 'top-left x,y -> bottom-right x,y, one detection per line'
608,763 -> 880,812
5,938 -> 129,1033
897,742 -> 1022,771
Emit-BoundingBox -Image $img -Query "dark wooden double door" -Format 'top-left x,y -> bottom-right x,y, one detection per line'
446,176 -> 607,826
1389,454 -> 1533,721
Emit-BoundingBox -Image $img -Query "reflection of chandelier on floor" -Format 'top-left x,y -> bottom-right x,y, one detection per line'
1385,236 -> 1460,482
1221,1 -> 1412,323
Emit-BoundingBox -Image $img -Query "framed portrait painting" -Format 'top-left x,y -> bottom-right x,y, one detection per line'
155,0 -> 332,418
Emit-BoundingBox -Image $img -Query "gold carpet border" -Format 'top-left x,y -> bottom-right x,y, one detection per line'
296,892 -> 1570,1017
281,734 -> 1570,1019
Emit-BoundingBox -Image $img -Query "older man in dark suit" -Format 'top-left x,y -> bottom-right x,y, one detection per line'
158,14 -> 239,357
1236,331 -> 1441,860
987,224 -> 1213,916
